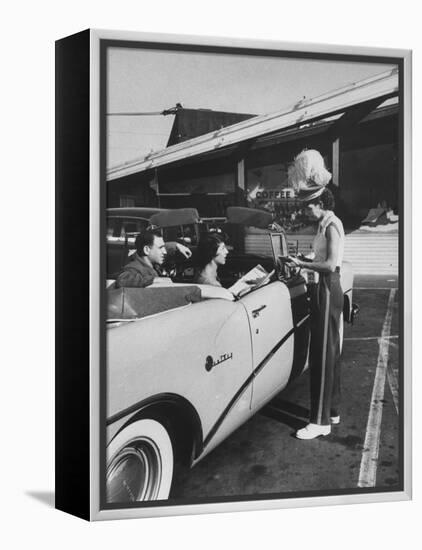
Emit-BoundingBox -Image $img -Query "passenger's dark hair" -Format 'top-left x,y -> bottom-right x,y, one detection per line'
195,233 -> 226,269
305,187 -> 335,211
135,229 -> 162,256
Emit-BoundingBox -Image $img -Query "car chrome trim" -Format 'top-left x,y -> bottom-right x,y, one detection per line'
205,353 -> 234,372
295,314 -> 310,329
107,392 -> 198,424
252,327 -> 295,378
252,304 -> 267,318
203,327 -> 295,449
202,375 -> 254,449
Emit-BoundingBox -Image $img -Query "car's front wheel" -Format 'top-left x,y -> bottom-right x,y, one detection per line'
106,418 -> 174,503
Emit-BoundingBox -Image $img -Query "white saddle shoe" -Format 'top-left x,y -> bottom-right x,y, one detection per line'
296,423 -> 331,440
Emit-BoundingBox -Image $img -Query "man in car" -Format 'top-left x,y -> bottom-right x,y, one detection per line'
115,229 -> 192,288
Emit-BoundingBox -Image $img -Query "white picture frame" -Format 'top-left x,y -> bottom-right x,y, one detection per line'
55,28 -> 412,521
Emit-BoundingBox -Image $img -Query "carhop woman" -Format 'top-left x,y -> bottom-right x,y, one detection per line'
288,149 -> 345,440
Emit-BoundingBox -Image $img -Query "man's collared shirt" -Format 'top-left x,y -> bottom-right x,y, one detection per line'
115,242 -> 179,289
115,253 -> 161,288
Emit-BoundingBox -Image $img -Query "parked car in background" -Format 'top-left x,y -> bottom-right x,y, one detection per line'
106,207 -> 167,278
105,207 -> 356,503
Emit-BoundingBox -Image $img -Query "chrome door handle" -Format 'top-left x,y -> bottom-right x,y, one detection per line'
252,305 -> 267,318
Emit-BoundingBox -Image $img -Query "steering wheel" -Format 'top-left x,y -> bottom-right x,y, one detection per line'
172,247 -> 196,282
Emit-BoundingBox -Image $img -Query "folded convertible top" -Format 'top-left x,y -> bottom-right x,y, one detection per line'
107,285 -> 201,320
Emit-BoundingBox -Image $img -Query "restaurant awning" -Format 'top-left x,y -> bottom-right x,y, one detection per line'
107,68 -> 399,181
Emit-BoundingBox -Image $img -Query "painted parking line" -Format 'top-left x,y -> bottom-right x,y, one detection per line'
355,287 -> 398,290
344,336 -> 398,341
376,335 -> 399,415
383,337 -> 399,415
358,288 -> 396,488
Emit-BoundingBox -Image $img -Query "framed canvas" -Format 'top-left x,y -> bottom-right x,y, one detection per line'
55,29 -> 412,521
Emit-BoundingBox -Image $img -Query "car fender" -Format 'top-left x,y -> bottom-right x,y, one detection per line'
107,392 -> 204,462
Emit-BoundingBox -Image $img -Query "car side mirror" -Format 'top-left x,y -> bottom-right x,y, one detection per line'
351,303 -> 360,325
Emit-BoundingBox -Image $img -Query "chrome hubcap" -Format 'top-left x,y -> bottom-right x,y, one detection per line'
107,438 -> 162,502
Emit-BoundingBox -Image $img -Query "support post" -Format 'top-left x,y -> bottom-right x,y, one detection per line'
236,157 -> 246,205
332,138 -> 340,187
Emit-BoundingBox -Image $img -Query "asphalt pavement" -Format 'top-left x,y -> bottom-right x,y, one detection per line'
171,275 -> 401,502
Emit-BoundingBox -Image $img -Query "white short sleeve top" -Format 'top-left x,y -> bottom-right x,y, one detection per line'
312,211 -> 345,268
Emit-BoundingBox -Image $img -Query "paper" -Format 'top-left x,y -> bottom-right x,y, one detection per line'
228,264 -> 274,298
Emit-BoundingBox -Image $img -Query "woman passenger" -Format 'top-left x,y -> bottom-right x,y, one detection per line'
194,233 -> 229,287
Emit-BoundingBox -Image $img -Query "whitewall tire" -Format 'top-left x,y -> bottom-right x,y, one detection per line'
106,418 -> 174,503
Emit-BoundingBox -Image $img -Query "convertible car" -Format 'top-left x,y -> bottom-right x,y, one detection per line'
105,207 -> 356,504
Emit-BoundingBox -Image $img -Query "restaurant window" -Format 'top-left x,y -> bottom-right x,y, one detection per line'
119,195 -> 136,207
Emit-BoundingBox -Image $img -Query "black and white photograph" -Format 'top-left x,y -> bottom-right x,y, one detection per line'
4,0 -> 420,547
98,33 -> 409,516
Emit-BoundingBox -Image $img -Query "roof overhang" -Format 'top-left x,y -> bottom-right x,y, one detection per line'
107,68 -> 399,182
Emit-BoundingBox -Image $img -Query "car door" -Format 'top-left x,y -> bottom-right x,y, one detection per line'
107,297 -> 254,455
239,281 -> 295,411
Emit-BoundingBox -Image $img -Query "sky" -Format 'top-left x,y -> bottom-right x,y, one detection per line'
107,47 -> 395,168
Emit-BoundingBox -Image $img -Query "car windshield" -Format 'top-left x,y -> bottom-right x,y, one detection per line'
106,217 -> 150,241
226,224 -> 284,258
167,221 -> 285,292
